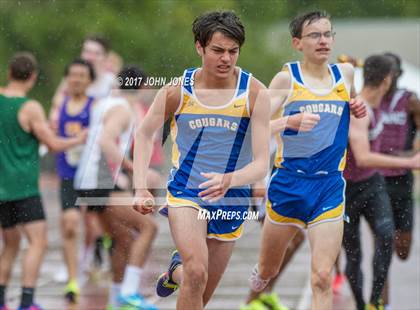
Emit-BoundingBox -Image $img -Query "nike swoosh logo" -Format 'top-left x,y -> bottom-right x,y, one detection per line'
232,225 -> 240,230
337,89 -> 344,93
234,103 -> 245,108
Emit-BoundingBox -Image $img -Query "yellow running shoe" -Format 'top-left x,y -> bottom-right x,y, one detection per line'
365,301 -> 384,310
259,293 -> 289,310
64,279 -> 80,303
239,299 -> 269,310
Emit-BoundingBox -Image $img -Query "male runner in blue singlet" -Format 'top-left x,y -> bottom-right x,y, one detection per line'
248,11 -> 366,310
133,11 -> 270,310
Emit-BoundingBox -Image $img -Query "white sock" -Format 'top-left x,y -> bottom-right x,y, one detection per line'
120,265 -> 143,297
249,264 -> 270,292
80,245 -> 95,270
108,282 -> 121,307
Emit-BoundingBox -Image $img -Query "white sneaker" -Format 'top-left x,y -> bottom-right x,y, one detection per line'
249,264 -> 270,292
53,265 -> 68,283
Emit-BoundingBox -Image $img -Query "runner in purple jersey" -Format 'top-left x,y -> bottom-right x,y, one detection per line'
50,35 -> 115,276
55,59 -> 95,303
380,52 -> 420,309
343,55 -> 420,310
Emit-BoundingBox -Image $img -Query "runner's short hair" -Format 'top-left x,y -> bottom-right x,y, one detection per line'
192,11 -> 245,48
9,52 -> 38,81
363,54 -> 393,87
64,59 -> 96,81
289,10 -> 331,38
83,34 -> 110,53
383,52 -> 402,77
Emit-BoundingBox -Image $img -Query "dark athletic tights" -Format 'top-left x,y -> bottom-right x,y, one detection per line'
343,173 -> 394,310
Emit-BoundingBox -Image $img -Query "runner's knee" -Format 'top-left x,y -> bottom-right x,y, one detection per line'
311,269 -> 331,292
32,234 -> 48,251
27,228 -> 48,251
376,221 -> 394,249
62,212 -> 80,239
183,259 -> 208,289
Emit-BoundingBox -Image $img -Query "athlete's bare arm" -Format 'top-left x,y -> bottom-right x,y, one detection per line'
269,71 -> 320,134
19,100 -> 86,152
49,78 -> 67,131
99,104 -> 133,171
133,84 -> 180,213
408,92 -> 420,129
349,115 -> 420,169
198,77 -> 270,202
339,63 -> 356,98
340,63 -> 367,118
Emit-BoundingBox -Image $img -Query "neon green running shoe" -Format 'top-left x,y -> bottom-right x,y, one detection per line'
64,279 -> 80,303
102,233 -> 113,250
259,293 -> 289,310
239,299 -> 269,310
365,301 -> 384,310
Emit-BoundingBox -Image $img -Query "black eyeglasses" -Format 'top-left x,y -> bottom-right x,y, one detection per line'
301,31 -> 336,40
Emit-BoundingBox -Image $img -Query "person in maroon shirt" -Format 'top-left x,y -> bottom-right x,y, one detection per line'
343,55 -> 420,310
380,52 -> 420,309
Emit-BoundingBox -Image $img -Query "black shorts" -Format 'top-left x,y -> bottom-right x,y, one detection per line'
345,173 -> 394,233
0,196 -> 46,229
61,180 -> 111,212
77,188 -> 111,212
60,179 -> 79,211
385,172 -> 414,232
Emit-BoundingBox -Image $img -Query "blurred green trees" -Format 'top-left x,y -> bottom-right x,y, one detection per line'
0,0 -> 419,107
